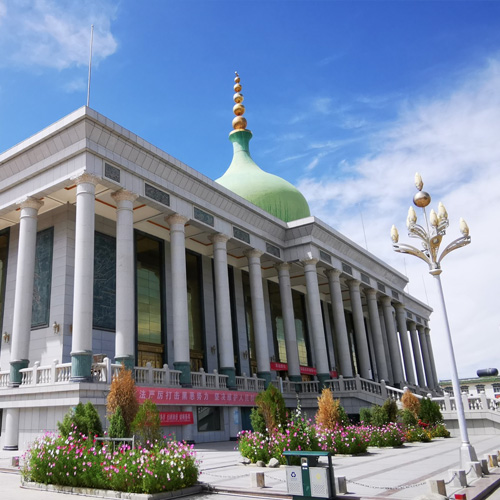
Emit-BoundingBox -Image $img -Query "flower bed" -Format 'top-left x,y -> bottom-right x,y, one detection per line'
22,432 -> 199,494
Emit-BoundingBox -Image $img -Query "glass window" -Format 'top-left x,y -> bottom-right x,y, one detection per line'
187,251 -> 204,371
267,281 -> 311,367
197,406 -> 221,432
493,384 -> 500,394
93,232 -> 116,330
0,229 -> 9,334
476,385 -> 485,393
242,271 -> 257,374
32,227 -> 54,328
136,232 -> 164,367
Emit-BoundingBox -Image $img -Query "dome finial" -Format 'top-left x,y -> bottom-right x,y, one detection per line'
232,71 -> 247,131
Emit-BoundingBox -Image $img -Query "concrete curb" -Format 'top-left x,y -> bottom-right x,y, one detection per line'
21,480 -> 203,499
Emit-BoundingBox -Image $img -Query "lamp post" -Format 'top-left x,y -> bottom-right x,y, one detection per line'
391,173 -> 477,467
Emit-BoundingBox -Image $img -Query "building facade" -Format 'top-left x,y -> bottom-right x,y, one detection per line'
0,84 -> 437,449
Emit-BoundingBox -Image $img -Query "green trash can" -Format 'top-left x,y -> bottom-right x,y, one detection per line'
283,451 -> 335,500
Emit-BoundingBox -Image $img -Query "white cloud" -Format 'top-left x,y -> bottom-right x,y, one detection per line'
298,58 -> 500,380
0,0 -> 118,70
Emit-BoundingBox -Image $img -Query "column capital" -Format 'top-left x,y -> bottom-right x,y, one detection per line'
244,248 -> 263,260
394,302 -> 406,312
381,295 -> 393,306
72,172 -> 100,187
275,261 -> 291,273
364,287 -> 378,299
346,278 -> 361,289
111,189 -> 138,203
416,324 -> 425,333
166,213 -> 189,226
17,197 -> 43,212
301,257 -> 318,267
209,233 -> 230,245
325,268 -> 342,280
408,320 -> 417,329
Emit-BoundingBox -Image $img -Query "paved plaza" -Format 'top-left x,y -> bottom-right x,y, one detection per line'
1,434 -> 500,499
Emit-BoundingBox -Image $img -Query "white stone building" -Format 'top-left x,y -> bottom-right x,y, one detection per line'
0,79 -> 437,449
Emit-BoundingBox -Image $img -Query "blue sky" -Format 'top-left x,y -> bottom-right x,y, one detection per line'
1,0 -> 499,379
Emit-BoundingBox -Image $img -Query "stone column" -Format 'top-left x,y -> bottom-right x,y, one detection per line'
2,408 -> 20,450
276,263 -> 301,382
9,197 -> 43,386
244,249 -> 271,385
302,258 -> 330,384
418,324 -> 434,389
112,189 -> 138,371
381,296 -> 404,387
210,234 -> 236,389
326,269 -> 353,378
379,305 -> 394,384
167,214 -> 191,386
394,304 -> 416,385
365,288 -> 389,382
71,173 -> 99,381
409,321 -> 426,388
346,279 -> 371,379
426,327 -> 439,389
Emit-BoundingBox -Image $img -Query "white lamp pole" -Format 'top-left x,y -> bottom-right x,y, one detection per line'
391,173 -> 477,468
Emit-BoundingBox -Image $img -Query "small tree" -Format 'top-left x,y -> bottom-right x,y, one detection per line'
418,398 -> 443,425
382,399 -> 398,423
253,384 -> 287,435
401,390 -> 420,417
108,406 -> 128,439
132,399 -> 162,444
106,367 -> 139,435
58,401 -> 103,438
359,407 -> 373,424
315,388 -> 343,428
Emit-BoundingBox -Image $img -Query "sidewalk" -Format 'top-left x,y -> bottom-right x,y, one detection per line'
1,434 -> 500,499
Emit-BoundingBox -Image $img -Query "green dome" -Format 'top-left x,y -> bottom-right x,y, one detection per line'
215,130 -> 311,223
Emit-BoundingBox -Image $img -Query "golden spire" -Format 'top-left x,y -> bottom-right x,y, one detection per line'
232,71 -> 247,131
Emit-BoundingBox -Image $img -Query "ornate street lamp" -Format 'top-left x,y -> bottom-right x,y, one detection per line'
391,173 -> 477,467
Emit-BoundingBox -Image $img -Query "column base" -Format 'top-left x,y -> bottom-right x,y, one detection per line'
460,443 -> 478,468
71,351 -> 93,382
257,371 -> 271,388
9,359 -> 29,387
174,362 -> 192,387
3,445 -> 19,451
115,356 -> 135,371
317,372 -> 331,391
219,366 -> 236,390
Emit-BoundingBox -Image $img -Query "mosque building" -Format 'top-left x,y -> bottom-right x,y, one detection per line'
0,74 -> 436,449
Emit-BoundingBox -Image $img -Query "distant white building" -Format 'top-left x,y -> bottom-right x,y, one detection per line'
440,376 -> 500,399
0,76 -> 436,450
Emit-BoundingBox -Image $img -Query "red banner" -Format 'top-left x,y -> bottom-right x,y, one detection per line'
270,362 -> 317,376
159,412 -> 193,426
136,387 -> 257,406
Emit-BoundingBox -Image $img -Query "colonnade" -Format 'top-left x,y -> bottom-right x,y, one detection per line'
4,176 -> 440,449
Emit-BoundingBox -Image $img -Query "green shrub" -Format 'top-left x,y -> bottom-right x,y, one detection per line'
359,407 -> 372,424
371,405 -> 388,426
405,425 -> 432,443
58,402 -> 103,438
418,398 -> 443,425
108,406 -> 128,439
131,400 -> 162,444
399,408 -> 418,427
253,384 -> 287,435
250,407 -> 266,434
382,399 -> 399,423
430,423 -> 450,438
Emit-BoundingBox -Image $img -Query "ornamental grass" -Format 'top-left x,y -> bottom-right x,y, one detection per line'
22,431 -> 199,494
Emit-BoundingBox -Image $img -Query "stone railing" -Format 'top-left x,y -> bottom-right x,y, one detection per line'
0,358 -> 266,393
434,392 -> 500,413
236,374 -> 265,392
191,368 -> 227,389
17,360 -> 72,386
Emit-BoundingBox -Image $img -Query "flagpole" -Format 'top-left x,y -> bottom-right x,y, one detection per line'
86,25 -> 94,107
